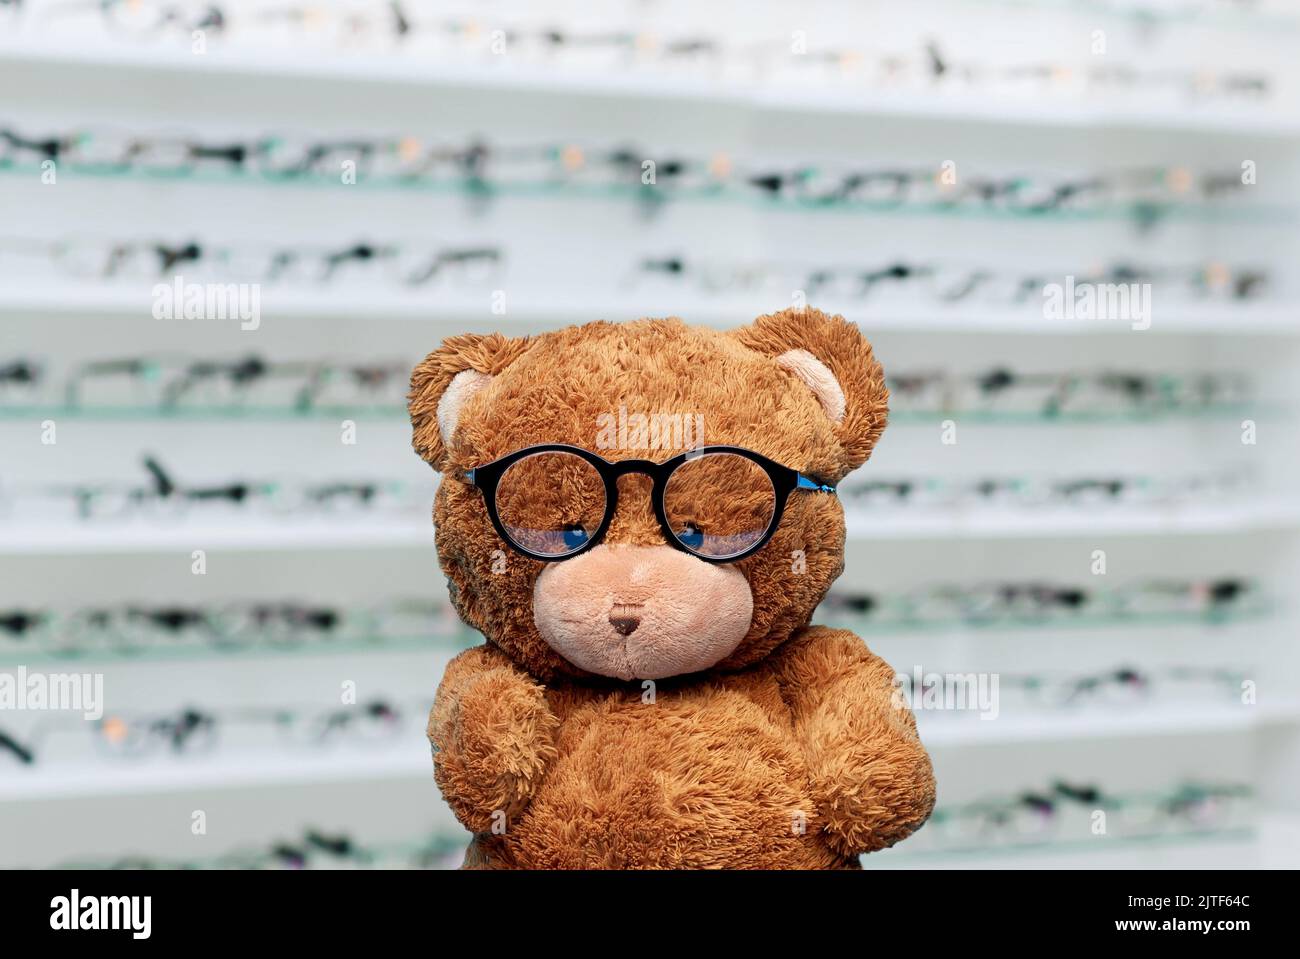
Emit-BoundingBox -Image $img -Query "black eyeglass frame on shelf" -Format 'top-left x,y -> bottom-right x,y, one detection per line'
463,443 -> 836,564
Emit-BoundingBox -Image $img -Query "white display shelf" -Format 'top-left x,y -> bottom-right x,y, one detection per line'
2,284 -> 1296,334
867,828 -> 1262,869
844,500 -> 1300,540
871,811 -> 1300,870
864,305 -> 1300,336
756,86 -> 1300,138
0,38 -> 1295,138
0,520 -> 433,554
3,500 -> 1297,556
917,703 -> 1280,749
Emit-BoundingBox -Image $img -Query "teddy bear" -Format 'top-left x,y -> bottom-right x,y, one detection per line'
408,307 -> 935,869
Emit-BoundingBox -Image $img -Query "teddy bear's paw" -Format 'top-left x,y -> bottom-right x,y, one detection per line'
429,668 -> 560,832
812,747 -> 937,857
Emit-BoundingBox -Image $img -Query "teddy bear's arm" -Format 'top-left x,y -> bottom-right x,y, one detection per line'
770,625 -> 936,857
428,644 -> 560,833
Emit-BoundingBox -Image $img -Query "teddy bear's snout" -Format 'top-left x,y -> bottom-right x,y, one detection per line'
532,544 -> 754,680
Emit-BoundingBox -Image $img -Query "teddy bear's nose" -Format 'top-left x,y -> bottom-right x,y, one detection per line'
609,604 -> 643,636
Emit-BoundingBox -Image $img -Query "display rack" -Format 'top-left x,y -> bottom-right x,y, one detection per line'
2,0 -> 1297,869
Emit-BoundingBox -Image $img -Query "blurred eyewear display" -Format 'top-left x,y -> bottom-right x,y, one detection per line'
0,126 -> 1256,223
0,697 -> 427,765
820,577 -> 1262,627
0,597 -> 463,658
55,828 -> 471,871
837,468 -> 1256,509
902,664 -> 1250,709
919,779 -> 1254,852
1,454 -> 426,520
632,255 -> 1269,303
2,2 -> 1280,106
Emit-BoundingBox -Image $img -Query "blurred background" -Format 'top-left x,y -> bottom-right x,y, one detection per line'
1,0 -> 1298,869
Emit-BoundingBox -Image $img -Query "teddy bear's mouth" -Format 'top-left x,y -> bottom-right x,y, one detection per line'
532,544 -> 754,680
603,631 -> 711,683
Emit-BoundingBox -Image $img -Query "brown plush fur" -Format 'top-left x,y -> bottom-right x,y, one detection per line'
410,308 -> 935,869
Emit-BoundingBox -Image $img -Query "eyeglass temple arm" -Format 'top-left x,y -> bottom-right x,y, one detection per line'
0,729 -> 35,764
797,474 -> 836,494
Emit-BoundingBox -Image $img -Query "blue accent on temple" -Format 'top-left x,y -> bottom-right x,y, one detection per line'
797,474 -> 836,494
465,469 -> 476,485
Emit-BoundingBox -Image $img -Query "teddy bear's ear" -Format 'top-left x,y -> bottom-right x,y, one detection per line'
408,332 -> 533,472
731,307 -> 889,475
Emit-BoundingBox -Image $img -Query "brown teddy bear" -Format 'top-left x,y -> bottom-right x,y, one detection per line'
408,307 -> 935,869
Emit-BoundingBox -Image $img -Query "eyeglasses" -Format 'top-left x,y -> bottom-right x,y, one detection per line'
0,348 -> 418,413
1,698 -> 423,765
923,779 -> 1253,851
767,37 -> 1271,103
0,125 -> 579,185
0,358 -> 42,406
6,454 -> 424,521
887,367 -> 1253,417
464,444 -> 836,563
56,829 -> 471,871
838,468 -> 1254,510
915,665 -> 1246,710
13,0 -> 1284,94
0,124 -> 260,172
0,598 -> 461,658
34,0 -> 228,38
821,577 -> 1260,629
56,454 -> 277,520
0,122 -> 1251,223
43,353 -> 409,414
0,236 -> 502,287
743,164 -> 1239,215
634,255 -> 1270,304
0,726 -> 34,764
22,1 -> 713,62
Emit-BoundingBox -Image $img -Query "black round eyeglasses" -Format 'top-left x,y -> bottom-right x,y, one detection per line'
461,444 -> 836,564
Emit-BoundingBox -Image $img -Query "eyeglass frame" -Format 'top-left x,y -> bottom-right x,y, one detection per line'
463,443 -> 836,564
